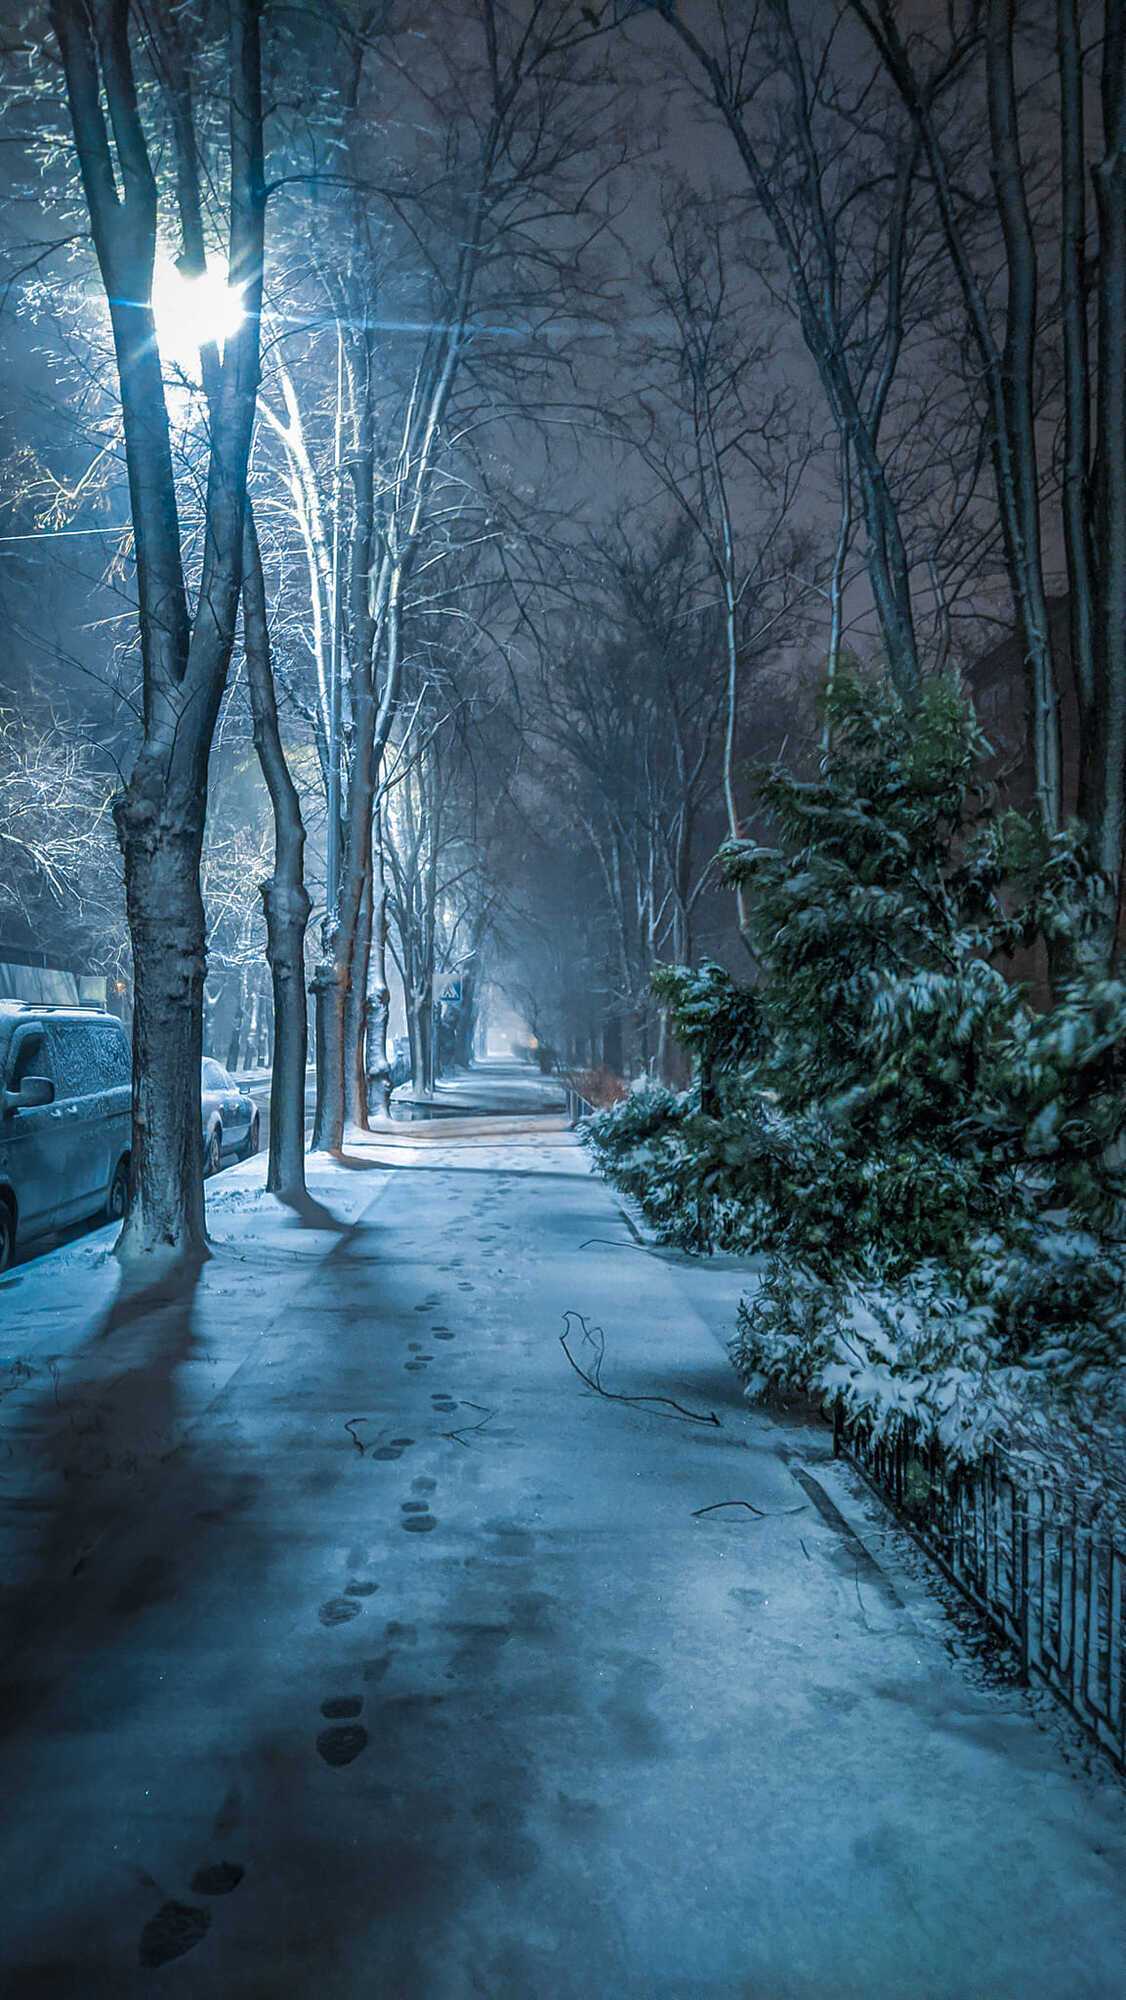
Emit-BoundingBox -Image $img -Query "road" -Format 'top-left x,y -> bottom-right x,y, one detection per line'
240,1069 -> 313,1162
1,1066 -> 1124,1995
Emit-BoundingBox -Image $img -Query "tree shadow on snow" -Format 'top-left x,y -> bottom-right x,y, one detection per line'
0,1249 -> 209,1706
272,1186 -> 352,1232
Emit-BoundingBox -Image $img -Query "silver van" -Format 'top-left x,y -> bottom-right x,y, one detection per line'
0,1003 -> 131,1270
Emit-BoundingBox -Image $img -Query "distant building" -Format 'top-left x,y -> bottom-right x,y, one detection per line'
0,937 -> 107,1009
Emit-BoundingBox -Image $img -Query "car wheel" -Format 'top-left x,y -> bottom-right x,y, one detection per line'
240,1114 -> 260,1161
0,1201 -> 12,1273
205,1126 -> 223,1178
106,1158 -> 129,1222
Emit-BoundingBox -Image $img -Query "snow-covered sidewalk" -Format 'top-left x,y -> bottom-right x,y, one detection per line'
0,1145 -> 396,1645
0,1090 -> 1124,1995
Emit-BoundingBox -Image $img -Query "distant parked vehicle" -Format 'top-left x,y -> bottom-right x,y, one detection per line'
201,1059 -> 259,1176
0,1003 -> 131,1270
390,1037 -> 412,1089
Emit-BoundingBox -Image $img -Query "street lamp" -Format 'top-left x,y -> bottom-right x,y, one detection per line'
150,255 -> 245,377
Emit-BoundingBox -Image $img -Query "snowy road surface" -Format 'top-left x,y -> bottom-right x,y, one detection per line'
0,1065 -> 1123,1996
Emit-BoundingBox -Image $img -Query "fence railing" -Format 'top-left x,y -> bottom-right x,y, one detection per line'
563,1083 -> 596,1127
832,1406 -> 1126,1774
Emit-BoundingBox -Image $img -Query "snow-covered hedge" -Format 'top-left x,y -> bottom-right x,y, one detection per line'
582,671 -> 1126,1469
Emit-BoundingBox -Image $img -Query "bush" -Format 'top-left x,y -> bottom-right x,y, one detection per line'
583,670 -> 1126,1464
565,1064 -> 628,1110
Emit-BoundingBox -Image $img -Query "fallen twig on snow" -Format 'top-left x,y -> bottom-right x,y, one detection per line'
691,1499 -> 810,1521
579,1236 -> 658,1255
560,1311 -> 721,1427
344,1418 -> 372,1457
445,1401 -> 496,1449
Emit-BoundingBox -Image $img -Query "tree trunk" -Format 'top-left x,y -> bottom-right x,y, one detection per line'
243,507 -> 311,1196
244,984 -> 259,1077
405,991 -> 422,1094
311,937 -> 348,1150
408,980 -> 433,1097
345,843 -> 373,1129
984,0 -> 1062,835
310,340 -> 380,1153
116,799 -> 209,1254
1057,0 -> 1096,774
203,982 -> 220,1057
1085,0 -> 1126,968
451,966 -> 478,1070
258,981 -> 272,1068
226,965 -> 247,1074
364,823 -> 393,1120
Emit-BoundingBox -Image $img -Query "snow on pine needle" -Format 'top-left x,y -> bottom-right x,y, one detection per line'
583,669 -> 1126,1484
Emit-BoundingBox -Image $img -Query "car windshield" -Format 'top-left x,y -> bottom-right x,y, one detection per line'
202,1060 -> 228,1091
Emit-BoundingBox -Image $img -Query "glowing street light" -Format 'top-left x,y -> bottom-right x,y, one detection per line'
150,255 -> 245,377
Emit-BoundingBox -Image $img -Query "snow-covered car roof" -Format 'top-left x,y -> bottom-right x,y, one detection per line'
0,1002 -> 117,1028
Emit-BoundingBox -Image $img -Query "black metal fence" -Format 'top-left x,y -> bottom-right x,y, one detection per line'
833,1407 -> 1126,1773
563,1083 -> 595,1127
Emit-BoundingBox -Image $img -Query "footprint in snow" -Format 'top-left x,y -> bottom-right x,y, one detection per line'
191,1862 -> 244,1895
138,1903 -> 210,1969
317,1723 -> 369,1767
319,1597 -> 363,1626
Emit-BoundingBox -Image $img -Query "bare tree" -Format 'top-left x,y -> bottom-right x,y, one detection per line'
49,0 -> 265,1260
612,186 -> 815,937
145,0 -> 313,1199
850,0 -> 1126,967
252,0 -> 628,1147
242,508 -> 312,1195
646,0 -> 928,697
0,709 -> 116,917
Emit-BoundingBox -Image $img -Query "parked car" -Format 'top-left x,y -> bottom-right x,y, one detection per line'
0,1002 -> 131,1270
201,1058 -> 259,1176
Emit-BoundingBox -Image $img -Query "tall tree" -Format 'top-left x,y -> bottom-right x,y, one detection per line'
648,0 -> 927,698
851,0 -> 1126,968
241,508 -> 312,1197
49,0 -> 265,1259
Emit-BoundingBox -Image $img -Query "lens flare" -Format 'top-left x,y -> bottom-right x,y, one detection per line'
150,256 -> 245,376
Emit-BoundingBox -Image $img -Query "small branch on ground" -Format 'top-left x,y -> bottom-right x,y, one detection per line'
445,1401 -> 496,1448
579,1236 -> 658,1254
344,1418 -> 372,1456
560,1311 -> 721,1427
692,1499 -> 810,1520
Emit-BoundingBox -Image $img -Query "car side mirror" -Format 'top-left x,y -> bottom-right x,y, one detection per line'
5,1076 -> 55,1111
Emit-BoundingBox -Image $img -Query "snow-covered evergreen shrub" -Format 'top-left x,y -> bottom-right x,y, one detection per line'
649,961 -> 765,1075
583,1080 -> 722,1248
584,669 -> 1126,1463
